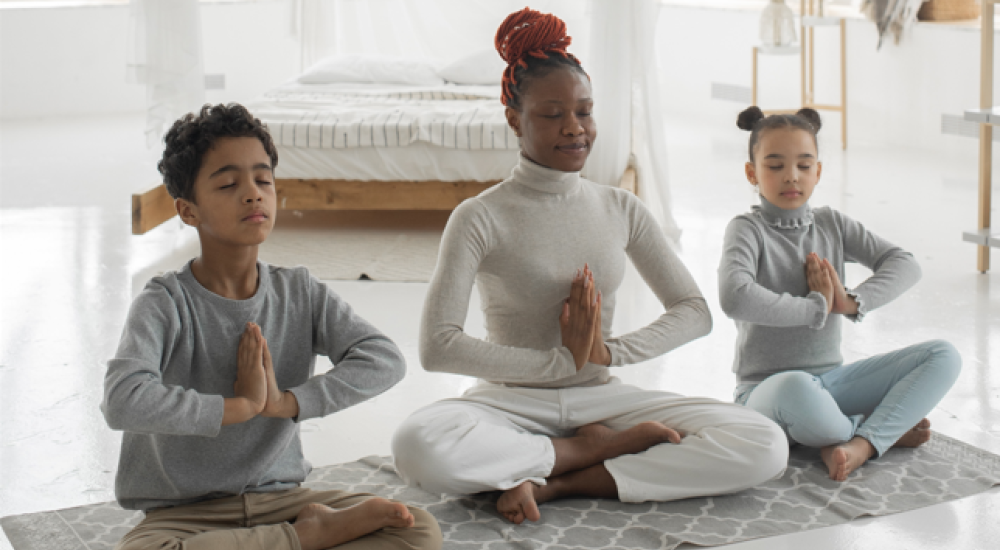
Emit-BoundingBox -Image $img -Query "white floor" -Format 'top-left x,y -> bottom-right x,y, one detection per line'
1,113 -> 998,550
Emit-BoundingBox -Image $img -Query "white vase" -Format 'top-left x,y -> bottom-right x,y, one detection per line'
760,0 -> 798,47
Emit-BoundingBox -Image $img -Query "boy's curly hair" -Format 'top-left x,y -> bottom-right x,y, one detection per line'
158,103 -> 279,202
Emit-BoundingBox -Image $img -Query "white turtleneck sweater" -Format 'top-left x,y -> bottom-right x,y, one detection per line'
419,156 -> 712,389
718,198 -> 922,385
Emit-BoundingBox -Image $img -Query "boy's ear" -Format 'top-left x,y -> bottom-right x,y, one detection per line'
815,160 -> 822,184
505,107 -> 522,137
176,197 -> 200,227
745,162 -> 757,185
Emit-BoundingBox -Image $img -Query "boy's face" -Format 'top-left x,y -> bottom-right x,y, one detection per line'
177,137 -> 276,247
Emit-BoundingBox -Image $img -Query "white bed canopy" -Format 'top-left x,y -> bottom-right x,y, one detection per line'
129,0 -> 679,239
293,0 -> 679,239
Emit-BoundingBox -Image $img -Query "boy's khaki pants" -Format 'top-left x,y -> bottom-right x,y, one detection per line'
115,487 -> 441,550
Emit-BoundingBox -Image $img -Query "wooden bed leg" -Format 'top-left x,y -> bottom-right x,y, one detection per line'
132,184 -> 177,235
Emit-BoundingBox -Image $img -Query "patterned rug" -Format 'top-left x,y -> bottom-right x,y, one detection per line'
3,433 -> 999,550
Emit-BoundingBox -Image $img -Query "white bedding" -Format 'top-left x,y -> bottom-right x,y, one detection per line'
250,82 -> 519,182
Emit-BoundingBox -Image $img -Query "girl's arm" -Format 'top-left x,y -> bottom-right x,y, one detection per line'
718,216 -> 829,329
419,199 -> 579,383
604,192 -> 712,365
835,210 -> 921,321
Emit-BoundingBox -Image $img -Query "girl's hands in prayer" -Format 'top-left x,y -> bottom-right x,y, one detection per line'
822,258 -> 859,315
805,253 -> 834,313
560,265 -> 600,371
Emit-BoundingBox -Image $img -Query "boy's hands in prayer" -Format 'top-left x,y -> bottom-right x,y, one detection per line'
224,323 -> 268,425
261,339 -> 300,419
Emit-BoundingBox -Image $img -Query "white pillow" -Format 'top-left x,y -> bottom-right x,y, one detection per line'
298,54 -> 445,86
437,49 -> 506,86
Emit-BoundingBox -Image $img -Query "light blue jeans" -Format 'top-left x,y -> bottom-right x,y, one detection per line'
735,340 -> 961,457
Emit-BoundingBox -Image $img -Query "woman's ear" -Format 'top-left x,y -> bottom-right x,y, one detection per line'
745,161 -> 757,185
505,106 -> 522,137
176,197 -> 199,228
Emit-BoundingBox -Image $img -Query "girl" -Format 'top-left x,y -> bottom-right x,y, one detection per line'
391,9 -> 787,525
719,106 -> 962,481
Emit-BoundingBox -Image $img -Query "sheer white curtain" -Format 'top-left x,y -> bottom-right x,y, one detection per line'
293,0 -> 679,239
127,0 -> 205,147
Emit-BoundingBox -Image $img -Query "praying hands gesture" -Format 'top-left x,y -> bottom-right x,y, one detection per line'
804,253 -> 859,316
559,265 -> 612,371
223,322 -> 299,426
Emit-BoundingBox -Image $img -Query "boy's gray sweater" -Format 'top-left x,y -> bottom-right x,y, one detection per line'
718,198 -> 921,386
101,261 -> 405,511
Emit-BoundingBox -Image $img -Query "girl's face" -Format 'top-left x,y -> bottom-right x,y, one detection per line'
504,67 -> 596,173
745,127 -> 822,210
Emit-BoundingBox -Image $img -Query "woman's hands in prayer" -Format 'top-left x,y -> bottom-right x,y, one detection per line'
560,265 -> 611,370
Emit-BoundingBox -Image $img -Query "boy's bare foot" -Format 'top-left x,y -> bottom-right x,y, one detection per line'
293,498 -> 414,550
497,481 -> 543,525
820,437 -> 875,482
892,418 -> 932,448
576,421 -> 681,459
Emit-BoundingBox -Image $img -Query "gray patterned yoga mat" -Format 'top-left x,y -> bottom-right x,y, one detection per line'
3,432 -> 999,550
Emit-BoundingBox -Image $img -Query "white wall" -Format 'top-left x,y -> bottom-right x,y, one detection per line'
657,3 -> 991,158
0,0 -> 301,119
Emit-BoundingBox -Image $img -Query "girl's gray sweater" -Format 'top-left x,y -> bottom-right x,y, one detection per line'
718,198 -> 921,386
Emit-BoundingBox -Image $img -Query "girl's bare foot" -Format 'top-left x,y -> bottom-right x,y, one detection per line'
820,437 -> 875,482
293,498 -> 414,550
576,421 -> 681,459
496,481 -> 542,525
892,418 -> 932,448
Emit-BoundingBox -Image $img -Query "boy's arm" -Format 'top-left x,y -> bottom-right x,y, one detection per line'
101,284 -> 227,437
285,276 -> 406,422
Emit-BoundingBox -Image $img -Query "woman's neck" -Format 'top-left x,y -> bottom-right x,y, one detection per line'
510,154 -> 581,195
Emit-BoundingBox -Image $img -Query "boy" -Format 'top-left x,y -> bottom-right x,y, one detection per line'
101,103 -> 441,550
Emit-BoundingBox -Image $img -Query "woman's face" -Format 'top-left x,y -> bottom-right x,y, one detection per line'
505,67 -> 596,173
746,127 -> 822,210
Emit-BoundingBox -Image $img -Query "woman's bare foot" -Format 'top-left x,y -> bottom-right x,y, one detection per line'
293,498 -> 414,550
497,481 -> 543,525
820,437 -> 875,482
892,418 -> 932,448
577,422 -> 681,458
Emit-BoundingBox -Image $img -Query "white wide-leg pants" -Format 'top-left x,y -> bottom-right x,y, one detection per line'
392,379 -> 788,503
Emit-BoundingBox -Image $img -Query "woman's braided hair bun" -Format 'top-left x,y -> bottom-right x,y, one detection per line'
495,7 -> 583,107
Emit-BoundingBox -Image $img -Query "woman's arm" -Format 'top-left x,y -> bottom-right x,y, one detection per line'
718,216 -> 829,329
602,192 -> 712,366
835,210 -> 921,321
419,199 -> 579,383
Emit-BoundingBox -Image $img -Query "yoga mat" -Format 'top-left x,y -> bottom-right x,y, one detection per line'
3,433 -> 999,550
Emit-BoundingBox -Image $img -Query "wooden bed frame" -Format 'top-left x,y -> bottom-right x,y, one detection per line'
132,169 -> 638,235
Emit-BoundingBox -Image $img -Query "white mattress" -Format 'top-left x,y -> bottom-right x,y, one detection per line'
250,81 -> 520,182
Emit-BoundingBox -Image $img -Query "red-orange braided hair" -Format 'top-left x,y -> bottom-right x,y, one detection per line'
495,7 -> 586,108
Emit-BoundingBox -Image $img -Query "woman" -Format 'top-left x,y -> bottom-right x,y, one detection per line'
391,8 -> 787,525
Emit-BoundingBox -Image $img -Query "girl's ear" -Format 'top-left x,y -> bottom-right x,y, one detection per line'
745,161 -> 757,185
176,197 -> 199,228
505,106 -> 522,137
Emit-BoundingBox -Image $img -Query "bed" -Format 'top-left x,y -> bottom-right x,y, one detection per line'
131,55 -> 637,235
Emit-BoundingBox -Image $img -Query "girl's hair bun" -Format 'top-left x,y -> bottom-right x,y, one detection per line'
737,106 -> 765,131
795,108 -> 822,133
495,8 -> 572,67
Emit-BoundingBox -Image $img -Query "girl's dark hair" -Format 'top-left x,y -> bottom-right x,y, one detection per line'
737,106 -> 822,162
158,103 -> 279,202
494,7 -> 588,110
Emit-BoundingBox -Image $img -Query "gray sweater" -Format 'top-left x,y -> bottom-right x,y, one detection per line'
101,261 -> 405,511
718,198 -> 921,385
420,155 -> 712,388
